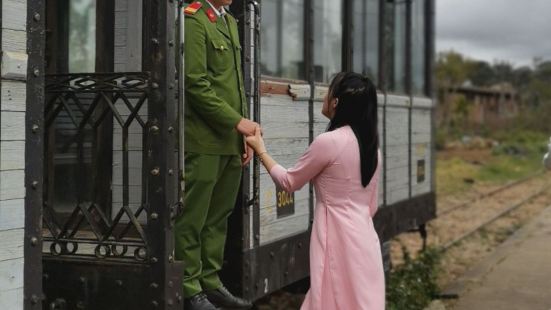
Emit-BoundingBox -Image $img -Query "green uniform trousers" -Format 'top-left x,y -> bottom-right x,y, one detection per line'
174,152 -> 242,297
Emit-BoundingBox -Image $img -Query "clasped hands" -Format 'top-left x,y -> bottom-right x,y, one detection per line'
236,118 -> 265,166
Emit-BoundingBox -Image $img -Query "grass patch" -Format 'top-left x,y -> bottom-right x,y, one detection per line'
479,129 -> 548,183
436,157 -> 479,196
477,154 -> 542,183
438,129 -> 548,193
386,247 -> 442,310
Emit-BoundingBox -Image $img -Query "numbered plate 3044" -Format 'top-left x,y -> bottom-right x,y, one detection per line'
276,186 -> 295,218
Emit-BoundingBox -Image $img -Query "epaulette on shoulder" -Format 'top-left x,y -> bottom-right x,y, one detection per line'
184,1 -> 202,15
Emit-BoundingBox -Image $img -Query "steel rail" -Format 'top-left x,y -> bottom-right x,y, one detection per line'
442,185 -> 549,251
438,170 -> 545,218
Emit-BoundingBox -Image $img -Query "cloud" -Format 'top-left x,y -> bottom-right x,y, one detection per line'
437,0 -> 551,67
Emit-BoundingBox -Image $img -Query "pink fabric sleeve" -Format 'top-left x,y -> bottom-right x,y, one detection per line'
269,134 -> 336,193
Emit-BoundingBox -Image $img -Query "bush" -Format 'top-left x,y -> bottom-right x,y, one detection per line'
386,247 -> 442,310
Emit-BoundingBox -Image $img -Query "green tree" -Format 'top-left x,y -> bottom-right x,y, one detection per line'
469,60 -> 496,86
436,51 -> 474,130
436,51 -> 473,88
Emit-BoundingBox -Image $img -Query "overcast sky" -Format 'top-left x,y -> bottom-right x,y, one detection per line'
437,0 -> 551,67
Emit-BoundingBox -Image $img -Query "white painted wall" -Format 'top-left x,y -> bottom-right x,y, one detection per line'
0,0 -> 27,309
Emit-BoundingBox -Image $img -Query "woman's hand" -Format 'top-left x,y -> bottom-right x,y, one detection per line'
246,126 -> 266,154
246,126 -> 277,171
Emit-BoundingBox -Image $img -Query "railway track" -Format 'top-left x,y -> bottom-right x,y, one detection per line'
428,172 -> 551,252
441,185 -> 549,251
392,172 -> 551,261
437,170 -> 545,217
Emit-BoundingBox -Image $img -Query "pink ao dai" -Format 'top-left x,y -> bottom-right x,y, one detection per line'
269,125 -> 385,310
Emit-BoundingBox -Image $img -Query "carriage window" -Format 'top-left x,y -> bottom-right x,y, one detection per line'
314,0 -> 344,83
261,0 -> 305,80
384,0 -> 406,93
69,0 -> 96,72
352,0 -> 379,84
412,0 -> 426,95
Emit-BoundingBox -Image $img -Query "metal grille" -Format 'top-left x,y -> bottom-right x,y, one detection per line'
43,72 -> 152,262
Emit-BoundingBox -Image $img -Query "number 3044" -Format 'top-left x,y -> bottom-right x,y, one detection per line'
277,191 -> 294,208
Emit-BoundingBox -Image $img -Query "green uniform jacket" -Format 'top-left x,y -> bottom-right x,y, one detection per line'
184,0 -> 247,155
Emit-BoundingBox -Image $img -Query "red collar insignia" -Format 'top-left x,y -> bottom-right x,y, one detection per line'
184,1 -> 202,15
206,8 -> 218,23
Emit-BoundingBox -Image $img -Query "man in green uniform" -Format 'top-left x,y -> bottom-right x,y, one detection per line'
176,1 -> 257,309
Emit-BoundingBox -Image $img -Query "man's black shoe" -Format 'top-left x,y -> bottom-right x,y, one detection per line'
183,293 -> 218,310
205,286 -> 253,309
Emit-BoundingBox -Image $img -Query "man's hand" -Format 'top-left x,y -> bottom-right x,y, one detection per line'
245,127 -> 266,154
236,118 -> 260,137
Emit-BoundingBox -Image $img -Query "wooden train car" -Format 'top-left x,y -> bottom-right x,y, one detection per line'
222,0 -> 436,300
0,0 -> 435,308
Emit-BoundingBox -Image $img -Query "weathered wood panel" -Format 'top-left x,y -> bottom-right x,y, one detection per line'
0,170 -> 25,201
1,29 -> 26,53
0,199 -> 25,230
411,103 -> 432,196
0,111 -> 25,141
385,102 -> 410,205
1,81 -> 26,112
312,101 -> 327,138
1,2 -> 27,308
259,198 -> 309,228
0,284 -> 23,308
0,287 -> 23,310
1,51 -> 27,81
1,0 -> 27,31
0,239 -> 24,310
0,228 -> 24,261
260,214 -> 309,245
384,95 -> 413,204
0,141 -> 24,170
259,95 -> 310,244
0,258 -> 24,291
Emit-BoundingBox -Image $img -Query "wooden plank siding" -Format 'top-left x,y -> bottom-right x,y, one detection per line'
385,95 -> 411,205
0,0 -> 28,308
259,93 -> 310,245
411,97 -> 433,196
258,89 -> 436,244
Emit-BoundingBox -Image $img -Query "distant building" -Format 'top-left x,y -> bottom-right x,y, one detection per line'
438,82 -> 520,129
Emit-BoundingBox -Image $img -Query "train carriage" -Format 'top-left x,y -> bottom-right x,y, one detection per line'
222,0 -> 437,300
0,0 -> 434,308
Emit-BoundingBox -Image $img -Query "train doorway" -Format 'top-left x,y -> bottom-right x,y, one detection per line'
36,1 -> 183,309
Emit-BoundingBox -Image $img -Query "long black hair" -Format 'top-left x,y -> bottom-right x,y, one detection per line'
327,72 -> 379,187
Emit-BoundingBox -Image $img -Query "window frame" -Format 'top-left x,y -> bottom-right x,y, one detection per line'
44,0 -> 115,217
348,0 -> 383,88
260,0 -> 435,97
259,0 -> 308,82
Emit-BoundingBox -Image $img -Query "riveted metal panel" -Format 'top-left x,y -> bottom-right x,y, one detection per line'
24,0 -> 45,308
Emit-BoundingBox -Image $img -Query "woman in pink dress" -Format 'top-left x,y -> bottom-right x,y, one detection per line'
246,72 -> 385,310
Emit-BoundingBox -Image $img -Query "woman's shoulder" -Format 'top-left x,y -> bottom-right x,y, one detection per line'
312,127 -> 351,149
313,130 -> 338,145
